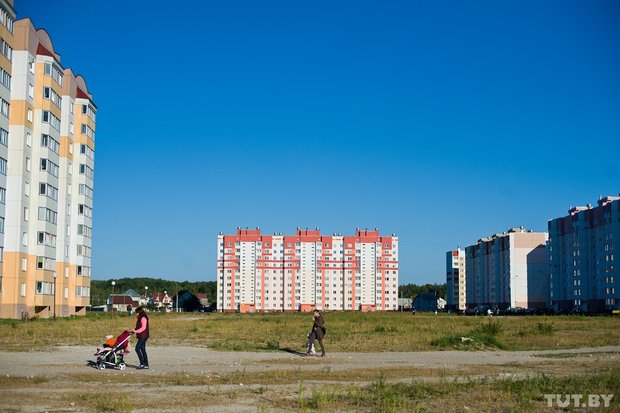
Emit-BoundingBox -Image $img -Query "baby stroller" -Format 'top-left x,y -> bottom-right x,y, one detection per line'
94,330 -> 132,370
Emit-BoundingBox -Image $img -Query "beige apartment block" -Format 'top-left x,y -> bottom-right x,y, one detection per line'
465,227 -> 548,310
0,10 -> 96,319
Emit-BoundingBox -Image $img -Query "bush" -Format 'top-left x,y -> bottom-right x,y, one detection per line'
536,321 -> 556,335
476,319 -> 503,337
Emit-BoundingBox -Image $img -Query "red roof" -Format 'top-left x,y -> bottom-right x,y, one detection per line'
110,295 -> 137,305
36,43 -> 54,58
77,87 -> 90,99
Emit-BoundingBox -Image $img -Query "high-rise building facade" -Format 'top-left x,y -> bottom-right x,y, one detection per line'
446,247 -> 466,310
548,195 -> 620,313
0,12 -> 96,319
217,228 -> 398,312
465,227 -> 548,310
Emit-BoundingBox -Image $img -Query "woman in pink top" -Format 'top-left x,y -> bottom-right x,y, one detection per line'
131,306 -> 150,369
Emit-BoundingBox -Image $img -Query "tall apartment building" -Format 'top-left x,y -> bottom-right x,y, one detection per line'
548,195 -> 620,313
217,228 -> 399,312
446,247 -> 466,310
0,12 -> 96,319
465,227 -> 548,310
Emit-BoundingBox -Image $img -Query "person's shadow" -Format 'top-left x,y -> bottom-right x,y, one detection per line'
279,347 -> 307,356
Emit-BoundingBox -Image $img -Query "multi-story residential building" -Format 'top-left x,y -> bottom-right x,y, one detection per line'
217,228 -> 399,312
548,195 -> 620,313
446,247 -> 466,311
465,227 -> 548,310
0,13 -> 96,319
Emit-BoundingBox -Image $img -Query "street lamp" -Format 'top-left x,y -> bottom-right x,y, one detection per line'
52,273 -> 57,320
145,286 -> 148,308
111,281 -> 116,317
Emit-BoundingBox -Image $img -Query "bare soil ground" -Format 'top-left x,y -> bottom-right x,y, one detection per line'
1,345 -> 618,412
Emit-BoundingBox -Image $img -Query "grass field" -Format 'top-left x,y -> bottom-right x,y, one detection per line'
1,311 -> 618,352
1,312 -> 619,412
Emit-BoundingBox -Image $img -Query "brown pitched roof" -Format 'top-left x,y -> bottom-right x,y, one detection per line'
110,295 -> 137,305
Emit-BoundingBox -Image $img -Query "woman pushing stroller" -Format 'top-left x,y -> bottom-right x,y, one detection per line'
131,306 -> 150,369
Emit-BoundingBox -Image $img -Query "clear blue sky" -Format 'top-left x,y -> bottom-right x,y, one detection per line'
17,1 -> 620,284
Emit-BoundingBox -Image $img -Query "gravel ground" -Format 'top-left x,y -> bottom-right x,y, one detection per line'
0,345 -> 618,412
1,345 -> 618,376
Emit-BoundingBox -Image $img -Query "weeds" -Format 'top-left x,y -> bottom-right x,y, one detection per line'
80,392 -> 132,413
432,319 -> 506,349
536,320 -> 556,335
294,368 -> 620,412
0,312 -> 618,352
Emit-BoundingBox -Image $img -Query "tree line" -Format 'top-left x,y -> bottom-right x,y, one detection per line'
398,283 -> 447,300
90,278 -> 446,307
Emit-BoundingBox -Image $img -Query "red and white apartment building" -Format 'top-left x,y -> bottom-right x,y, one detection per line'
217,228 -> 399,312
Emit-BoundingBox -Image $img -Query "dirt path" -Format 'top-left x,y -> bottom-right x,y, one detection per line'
1,346 -> 618,412
1,345 -> 618,377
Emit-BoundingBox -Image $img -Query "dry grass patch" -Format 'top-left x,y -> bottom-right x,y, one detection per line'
1,312 -> 619,352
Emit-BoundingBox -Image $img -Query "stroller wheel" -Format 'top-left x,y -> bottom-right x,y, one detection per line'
118,363 -> 126,371
98,363 -> 106,370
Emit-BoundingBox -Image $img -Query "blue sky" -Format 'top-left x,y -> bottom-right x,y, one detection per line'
17,1 -> 620,283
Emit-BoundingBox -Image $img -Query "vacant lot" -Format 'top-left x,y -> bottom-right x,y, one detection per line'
1,311 -> 619,352
0,313 -> 618,412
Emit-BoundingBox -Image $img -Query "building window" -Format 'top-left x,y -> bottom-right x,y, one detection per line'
0,98 -> 9,117
35,281 -> 54,295
0,67 -> 10,89
41,134 -> 60,153
78,204 -> 93,218
40,159 -> 59,177
0,37 -> 12,61
43,62 -> 63,85
79,164 -> 94,179
39,183 -> 59,200
77,224 -> 92,238
80,144 -> 94,160
78,184 -> 93,199
0,128 -> 7,146
37,231 -> 56,247
43,86 -> 61,108
41,111 -> 61,130
80,124 -> 95,140
38,207 -> 58,224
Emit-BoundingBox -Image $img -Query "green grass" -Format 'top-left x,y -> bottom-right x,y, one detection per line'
294,367 -> 620,412
0,311 -> 618,352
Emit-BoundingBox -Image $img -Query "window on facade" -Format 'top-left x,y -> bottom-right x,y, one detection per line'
0,98 -> 9,117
